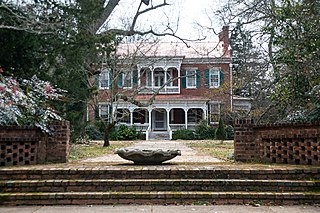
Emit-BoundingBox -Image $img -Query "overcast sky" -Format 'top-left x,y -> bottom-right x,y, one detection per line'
105,0 -> 225,41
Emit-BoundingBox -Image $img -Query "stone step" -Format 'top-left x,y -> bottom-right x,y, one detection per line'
1,168 -> 319,180
1,191 -> 319,205
148,132 -> 170,140
1,179 -> 319,193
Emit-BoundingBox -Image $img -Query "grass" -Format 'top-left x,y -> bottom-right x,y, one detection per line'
185,140 -> 234,161
69,141 -> 134,161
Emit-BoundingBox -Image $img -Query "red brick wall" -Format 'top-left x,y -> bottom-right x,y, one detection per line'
0,121 -> 70,166
234,119 -> 320,165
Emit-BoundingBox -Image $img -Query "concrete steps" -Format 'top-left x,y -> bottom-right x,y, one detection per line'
0,167 -> 319,205
148,131 -> 170,140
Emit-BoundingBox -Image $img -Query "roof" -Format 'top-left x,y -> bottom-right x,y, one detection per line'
116,40 -> 230,59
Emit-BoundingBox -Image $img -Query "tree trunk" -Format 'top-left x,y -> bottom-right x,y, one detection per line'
103,128 -> 110,147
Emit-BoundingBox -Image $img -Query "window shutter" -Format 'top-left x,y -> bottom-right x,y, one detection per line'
219,70 -> 224,87
133,70 -> 138,87
196,70 -> 201,88
181,69 -> 186,88
109,70 -> 113,88
205,69 -> 209,88
118,72 -> 123,88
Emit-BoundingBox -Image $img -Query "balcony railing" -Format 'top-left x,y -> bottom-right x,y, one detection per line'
139,86 -> 179,94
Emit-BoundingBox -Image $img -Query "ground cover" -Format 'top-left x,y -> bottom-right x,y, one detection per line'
184,140 -> 234,161
69,141 -> 134,161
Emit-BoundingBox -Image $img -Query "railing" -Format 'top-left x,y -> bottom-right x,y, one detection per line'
139,86 -> 179,94
169,123 -> 197,131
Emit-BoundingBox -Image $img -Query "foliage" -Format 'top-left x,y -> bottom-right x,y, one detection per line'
194,120 -> 216,139
215,118 -> 227,141
225,125 -> 234,140
0,70 -> 65,132
218,0 -> 320,123
172,129 -> 195,140
85,124 -> 104,140
109,124 -> 139,141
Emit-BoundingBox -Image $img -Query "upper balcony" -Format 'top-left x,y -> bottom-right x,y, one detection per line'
138,67 -> 180,94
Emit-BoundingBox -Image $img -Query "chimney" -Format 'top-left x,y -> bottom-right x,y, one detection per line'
219,26 -> 231,57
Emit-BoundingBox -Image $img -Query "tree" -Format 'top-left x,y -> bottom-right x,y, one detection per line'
216,0 -> 320,122
230,22 -> 271,119
1,0 -> 191,144
215,118 -> 226,143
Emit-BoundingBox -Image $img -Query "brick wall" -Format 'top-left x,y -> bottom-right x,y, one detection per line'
0,120 -> 70,166
234,119 -> 320,165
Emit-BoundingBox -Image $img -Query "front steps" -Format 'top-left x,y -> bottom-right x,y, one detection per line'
0,166 -> 319,205
148,131 -> 170,140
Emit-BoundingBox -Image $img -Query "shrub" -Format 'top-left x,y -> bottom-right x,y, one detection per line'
225,125 -> 234,140
215,118 -> 227,141
0,71 -> 65,132
85,124 -> 103,140
195,120 -> 215,139
172,129 -> 195,140
110,125 -> 138,141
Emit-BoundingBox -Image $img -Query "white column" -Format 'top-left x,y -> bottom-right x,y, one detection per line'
151,68 -> 154,90
164,69 -> 167,93
184,108 -> 188,129
130,109 -> 134,126
148,108 -> 152,130
166,108 -> 170,131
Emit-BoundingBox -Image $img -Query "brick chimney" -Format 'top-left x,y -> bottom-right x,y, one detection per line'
219,26 -> 231,57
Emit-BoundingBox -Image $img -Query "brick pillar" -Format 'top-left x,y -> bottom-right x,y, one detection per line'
234,118 -> 257,162
46,120 -> 70,163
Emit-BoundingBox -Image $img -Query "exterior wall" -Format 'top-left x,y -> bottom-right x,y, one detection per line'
234,119 -> 320,165
0,120 -> 70,166
180,62 -> 231,110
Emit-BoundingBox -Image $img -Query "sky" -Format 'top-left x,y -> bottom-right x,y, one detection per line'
105,0 -> 225,41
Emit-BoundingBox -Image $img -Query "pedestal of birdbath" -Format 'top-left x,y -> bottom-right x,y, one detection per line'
114,148 -> 181,165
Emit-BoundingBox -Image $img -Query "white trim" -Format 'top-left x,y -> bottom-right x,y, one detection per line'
99,68 -> 110,89
209,68 -> 220,88
186,69 -> 197,88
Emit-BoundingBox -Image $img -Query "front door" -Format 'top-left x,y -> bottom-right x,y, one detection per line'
153,109 -> 166,131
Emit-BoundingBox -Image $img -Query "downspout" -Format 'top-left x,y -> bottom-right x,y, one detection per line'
230,63 -> 233,112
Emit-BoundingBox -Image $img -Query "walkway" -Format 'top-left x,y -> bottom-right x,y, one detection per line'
81,140 -> 223,163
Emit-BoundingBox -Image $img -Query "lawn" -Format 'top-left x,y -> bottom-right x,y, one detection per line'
185,140 -> 234,161
69,141 -> 134,161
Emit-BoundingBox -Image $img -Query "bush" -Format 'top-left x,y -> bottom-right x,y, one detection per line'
0,72 -> 65,132
215,118 -> 227,140
225,125 -> 234,140
85,124 -> 103,140
110,125 -> 138,141
195,120 -> 215,139
172,129 -> 195,140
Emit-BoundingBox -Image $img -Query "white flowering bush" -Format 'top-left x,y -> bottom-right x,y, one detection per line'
0,67 -> 66,132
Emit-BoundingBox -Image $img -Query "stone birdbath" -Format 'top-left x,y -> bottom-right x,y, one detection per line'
114,148 -> 181,165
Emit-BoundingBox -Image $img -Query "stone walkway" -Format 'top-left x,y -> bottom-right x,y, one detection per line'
81,140 -> 223,164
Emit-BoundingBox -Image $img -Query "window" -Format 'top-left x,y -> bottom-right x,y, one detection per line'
209,103 -> 220,123
209,69 -> 220,88
99,69 -> 110,89
186,70 -> 196,88
122,71 -> 132,88
99,104 -> 110,120
154,69 -> 165,87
